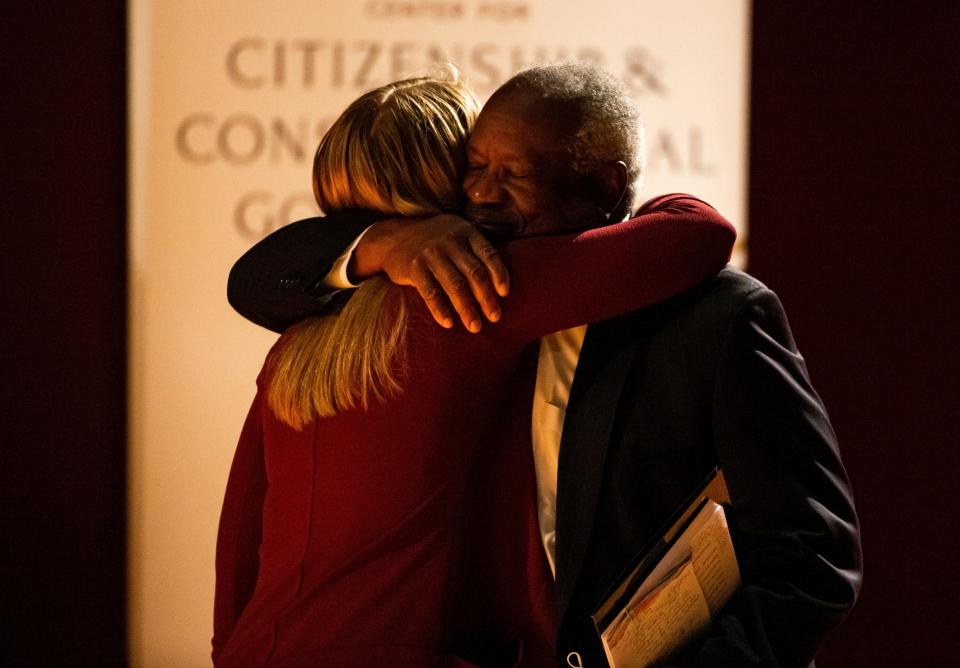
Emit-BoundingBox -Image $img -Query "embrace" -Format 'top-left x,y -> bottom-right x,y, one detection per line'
213,63 -> 861,667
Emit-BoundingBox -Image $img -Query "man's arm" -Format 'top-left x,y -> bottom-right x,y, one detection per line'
685,287 -> 862,667
227,211 -> 381,333
227,212 -> 508,333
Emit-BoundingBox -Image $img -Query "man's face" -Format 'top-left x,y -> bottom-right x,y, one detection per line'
462,92 -> 600,239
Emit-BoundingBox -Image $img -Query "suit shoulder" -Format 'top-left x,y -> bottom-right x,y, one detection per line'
682,266 -> 771,316
647,267 -> 784,345
602,268 -> 776,336
712,266 -> 771,299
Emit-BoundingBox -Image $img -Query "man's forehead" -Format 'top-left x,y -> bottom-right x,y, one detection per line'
469,93 -> 571,156
481,87 -> 551,122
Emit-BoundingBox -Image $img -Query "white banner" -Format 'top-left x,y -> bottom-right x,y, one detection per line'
129,1 -> 749,664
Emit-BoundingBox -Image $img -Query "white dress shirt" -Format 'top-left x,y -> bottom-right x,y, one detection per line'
531,326 -> 586,577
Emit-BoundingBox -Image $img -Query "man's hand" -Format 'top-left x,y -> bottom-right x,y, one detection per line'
349,214 -> 510,332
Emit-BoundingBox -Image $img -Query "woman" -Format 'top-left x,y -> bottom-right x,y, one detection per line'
213,72 -> 734,666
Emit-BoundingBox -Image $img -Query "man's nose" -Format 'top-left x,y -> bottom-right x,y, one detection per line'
464,170 -> 506,205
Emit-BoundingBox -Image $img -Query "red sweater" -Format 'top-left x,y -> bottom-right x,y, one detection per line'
213,195 -> 735,667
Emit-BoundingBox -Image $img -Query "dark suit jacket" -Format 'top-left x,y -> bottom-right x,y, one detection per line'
227,214 -> 862,668
553,268 -> 861,668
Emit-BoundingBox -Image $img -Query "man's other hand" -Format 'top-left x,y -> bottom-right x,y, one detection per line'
349,214 -> 510,332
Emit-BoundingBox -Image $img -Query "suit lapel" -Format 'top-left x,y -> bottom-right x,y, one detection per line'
554,316 -> 647,621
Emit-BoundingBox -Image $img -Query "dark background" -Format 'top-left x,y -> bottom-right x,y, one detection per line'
3,2 -> 957,665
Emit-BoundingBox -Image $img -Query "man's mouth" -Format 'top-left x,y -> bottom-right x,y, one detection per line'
464,204 -> 524,241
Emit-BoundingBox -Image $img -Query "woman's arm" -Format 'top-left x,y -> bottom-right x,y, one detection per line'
227,194 -> 734,336
490,194 -> 736,341
211,387 -> 269,661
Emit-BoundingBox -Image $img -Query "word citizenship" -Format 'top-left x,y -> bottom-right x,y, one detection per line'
223,39 -> 667,96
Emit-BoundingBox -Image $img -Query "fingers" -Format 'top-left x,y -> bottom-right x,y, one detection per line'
445,240 -> 504,327
422,247 -> 485,333
468,233 -> 510,298
408,258 -> 454,329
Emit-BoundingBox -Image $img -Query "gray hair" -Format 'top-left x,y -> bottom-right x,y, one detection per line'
503,62 -> 646,216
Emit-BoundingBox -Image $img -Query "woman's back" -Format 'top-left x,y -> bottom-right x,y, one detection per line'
223,303 -> 547,665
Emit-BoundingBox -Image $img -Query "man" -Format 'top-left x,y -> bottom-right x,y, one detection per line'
228,63 -> 861,666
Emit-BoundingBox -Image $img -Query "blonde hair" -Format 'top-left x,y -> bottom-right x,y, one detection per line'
267,72 -> 479,429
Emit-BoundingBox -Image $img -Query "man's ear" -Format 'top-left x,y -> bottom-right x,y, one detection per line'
595,160 -> 628,215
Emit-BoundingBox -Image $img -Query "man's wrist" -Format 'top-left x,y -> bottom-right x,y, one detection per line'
349,218 -> 403,281
322,225 -> 374,289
